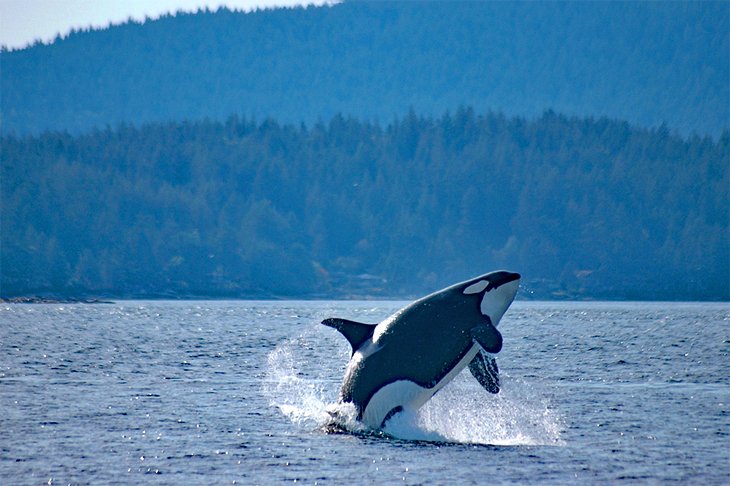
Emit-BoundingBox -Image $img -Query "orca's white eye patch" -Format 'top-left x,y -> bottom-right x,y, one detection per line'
463,280 -> 489,294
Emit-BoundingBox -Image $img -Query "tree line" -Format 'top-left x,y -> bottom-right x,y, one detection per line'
2,109 -> 727,300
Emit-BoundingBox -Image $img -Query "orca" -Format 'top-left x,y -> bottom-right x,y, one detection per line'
323,270 -> 520,429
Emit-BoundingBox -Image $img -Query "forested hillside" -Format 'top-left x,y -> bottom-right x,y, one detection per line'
2,110 -> 728,300
1,1 -> 727,136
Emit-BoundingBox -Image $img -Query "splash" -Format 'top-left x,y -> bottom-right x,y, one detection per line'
264,334 -> 564,446
385,374 -> 565,445
262,339 -> 335,430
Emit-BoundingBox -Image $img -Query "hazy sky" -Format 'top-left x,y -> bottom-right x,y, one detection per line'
0,0 -> 335,49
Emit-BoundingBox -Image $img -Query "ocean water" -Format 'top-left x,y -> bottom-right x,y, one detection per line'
1,300 -> 728,484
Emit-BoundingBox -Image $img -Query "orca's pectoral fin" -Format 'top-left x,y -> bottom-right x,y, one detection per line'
468,350 -> 500,394
322,317 -> 377,354
469,320 -> 502,393
470,319 -> 502,353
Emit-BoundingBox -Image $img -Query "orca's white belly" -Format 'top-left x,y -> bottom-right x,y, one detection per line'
361,344 -> 480,428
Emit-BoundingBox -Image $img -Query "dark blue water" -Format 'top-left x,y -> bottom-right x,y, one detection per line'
1,301 -> 728,484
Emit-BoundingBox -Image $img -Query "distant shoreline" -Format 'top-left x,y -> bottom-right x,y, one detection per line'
2,295 -> 728,304
0,296 -> 114,304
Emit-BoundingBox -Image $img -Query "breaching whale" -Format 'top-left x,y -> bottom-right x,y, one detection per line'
323,270 -> 520,429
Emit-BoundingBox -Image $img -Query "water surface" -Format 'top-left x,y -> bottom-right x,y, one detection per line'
1,301 -> 728,483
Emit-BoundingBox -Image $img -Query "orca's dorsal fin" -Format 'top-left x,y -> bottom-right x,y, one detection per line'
322,318 -> 377,353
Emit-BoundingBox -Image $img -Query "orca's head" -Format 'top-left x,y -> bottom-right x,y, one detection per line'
461,270 -> 521,327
